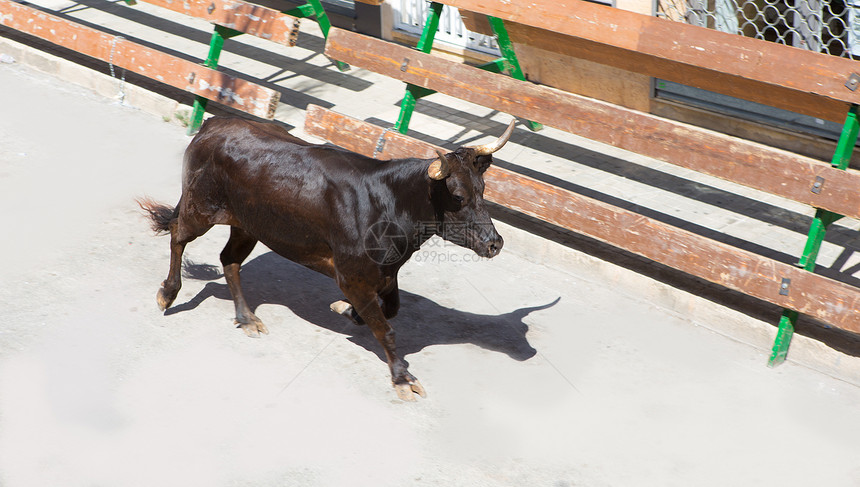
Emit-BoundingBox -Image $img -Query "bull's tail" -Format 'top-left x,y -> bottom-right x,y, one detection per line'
137,197 -> 177,235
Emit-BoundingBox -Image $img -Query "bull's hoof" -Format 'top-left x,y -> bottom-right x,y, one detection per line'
156,287 -> 176,312
330,300 -> 353,316
236,317 -> 269,338
394,378 -> 427,402
330,300 -> 364,325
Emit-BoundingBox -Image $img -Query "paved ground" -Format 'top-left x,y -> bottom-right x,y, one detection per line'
2,3 -> 860,486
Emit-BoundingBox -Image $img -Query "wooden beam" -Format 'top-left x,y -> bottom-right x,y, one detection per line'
325,28 -> 860,220
444,0 -> 860,123
0,0 -> 279,119
133,0 -> 300,46
304,105 -> 860,333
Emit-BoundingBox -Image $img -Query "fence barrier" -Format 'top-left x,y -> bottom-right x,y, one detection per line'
0,0 -> 280,118
128,0 -> 347,133
316,0 -> 860,365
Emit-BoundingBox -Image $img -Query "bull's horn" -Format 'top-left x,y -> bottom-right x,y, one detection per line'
428,148 -> 451,180
466,119 -> 516,156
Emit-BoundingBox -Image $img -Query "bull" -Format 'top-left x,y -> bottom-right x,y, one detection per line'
139,116 -> 514,400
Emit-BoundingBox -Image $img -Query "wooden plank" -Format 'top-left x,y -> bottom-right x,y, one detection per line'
304,105 -> 860,333
444,0 -> 860,123
325,28 -> 860,220
134,0 -> 299,46
0,0 -> 279,119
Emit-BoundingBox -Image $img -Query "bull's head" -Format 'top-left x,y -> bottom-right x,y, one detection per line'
428,120 -> 515,258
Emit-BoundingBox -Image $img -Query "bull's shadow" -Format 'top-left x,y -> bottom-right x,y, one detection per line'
167,252 -> 553,363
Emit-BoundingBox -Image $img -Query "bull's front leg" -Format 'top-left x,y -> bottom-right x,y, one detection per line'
330,278 -> 400,323
337,281 -> 425,401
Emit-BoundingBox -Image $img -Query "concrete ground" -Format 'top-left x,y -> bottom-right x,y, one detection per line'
2,3 -> 860,486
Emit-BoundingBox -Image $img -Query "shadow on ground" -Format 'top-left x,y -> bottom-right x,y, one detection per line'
488,205 -> 860,360
167,252 -> 553,363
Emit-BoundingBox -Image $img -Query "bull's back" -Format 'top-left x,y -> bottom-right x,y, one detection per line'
181,117 -> 374,269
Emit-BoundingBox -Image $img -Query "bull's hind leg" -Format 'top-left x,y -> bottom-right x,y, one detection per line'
158,215 -> 211,311
220,226 -> 267,337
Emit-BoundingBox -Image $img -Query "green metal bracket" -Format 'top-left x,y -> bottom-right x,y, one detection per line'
476,58 -> 508,74
768,104 -> 859,367
285,3 -> 316,17
394,3 -> 542,134
796,209 -> 844,270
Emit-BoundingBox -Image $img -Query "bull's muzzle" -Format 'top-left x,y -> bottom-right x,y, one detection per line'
478,233 -> 504,258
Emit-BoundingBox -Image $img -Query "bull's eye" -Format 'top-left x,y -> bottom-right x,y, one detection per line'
452,194 -> 464,206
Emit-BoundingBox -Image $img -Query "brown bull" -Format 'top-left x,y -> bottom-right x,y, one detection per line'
140,116 -> 514,400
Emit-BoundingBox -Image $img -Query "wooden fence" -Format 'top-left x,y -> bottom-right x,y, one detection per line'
0,0 -> 356,121
0,0 -> 280,118
307,0 -> 860,363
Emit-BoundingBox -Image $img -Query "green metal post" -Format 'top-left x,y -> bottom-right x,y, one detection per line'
796,209 -> 844,270
394,2 -> 444,134
395,5 -> 542,134
486,16 -> 542,131
187,25 -> 241,135
305,0 -> 333,38
770,309 -> 798,366
768,104 -> 859,367
830,105 -> 860,170
415,3 -> 444,60
288,0 -> 350,72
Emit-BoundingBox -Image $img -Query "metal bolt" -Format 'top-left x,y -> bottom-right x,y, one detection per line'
811,176 -> 824,194
779,277 -> 791,296
846,73 -> 860,92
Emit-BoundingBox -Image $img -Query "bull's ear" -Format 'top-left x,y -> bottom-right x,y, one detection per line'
474,154 -> 493,174
428,149 -> 451,180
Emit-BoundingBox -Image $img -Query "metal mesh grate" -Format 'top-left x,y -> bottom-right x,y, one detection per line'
656,0 -> 860,60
